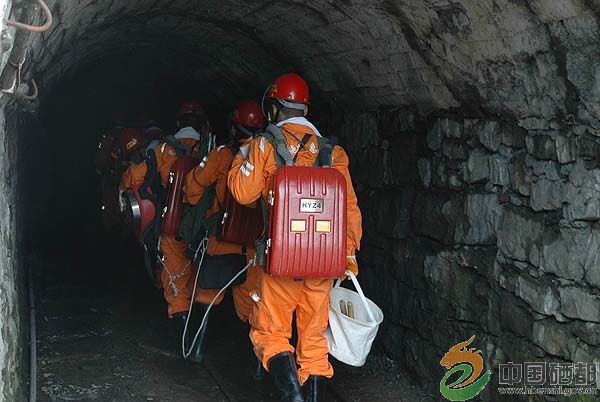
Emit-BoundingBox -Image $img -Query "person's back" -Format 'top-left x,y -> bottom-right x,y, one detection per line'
185,144 -> 241,257
180,100 -> 266,363
119,100 -> 214,364
120,127 -> 201,191
227,74 -> 362,402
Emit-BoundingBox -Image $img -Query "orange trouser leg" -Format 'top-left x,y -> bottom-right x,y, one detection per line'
250,274 -> 334,383
295,278 -> 334,384
233,264 -> 263,322
160,235 -> 193,317
250,274 -> 300,370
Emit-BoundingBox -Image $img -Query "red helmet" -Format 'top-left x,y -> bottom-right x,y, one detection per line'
232,100 -> 265,130
115,128 -> 146,158
266,73 -> 310,109
177,100 -> 205,120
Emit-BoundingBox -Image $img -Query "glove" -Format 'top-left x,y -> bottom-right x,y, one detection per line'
118,189 -> 126,212
346,255 -> 358,277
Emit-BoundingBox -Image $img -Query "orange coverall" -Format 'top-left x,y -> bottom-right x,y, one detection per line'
227,121 -> 362,384
120,136 -> 200,317
184,145 -> 261,322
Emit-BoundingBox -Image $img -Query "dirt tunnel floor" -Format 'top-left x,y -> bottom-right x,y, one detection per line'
32,230 -> 437,402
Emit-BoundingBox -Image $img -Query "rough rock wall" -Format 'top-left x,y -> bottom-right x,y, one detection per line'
0,1 -> 29,400
330,109 -> 600,401
0,106 -> 27,402
26,0 -> 600,115
12,1 -> 600,400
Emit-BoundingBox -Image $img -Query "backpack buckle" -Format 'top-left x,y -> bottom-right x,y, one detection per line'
221,212 -> 228,225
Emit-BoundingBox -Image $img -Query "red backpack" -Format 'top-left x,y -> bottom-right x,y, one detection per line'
258,125 -> 347,279
217,188 -> 264,246
160,136 -> 199,236
161,156 -> 196,236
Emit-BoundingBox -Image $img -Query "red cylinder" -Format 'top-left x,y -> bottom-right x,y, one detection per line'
123,185 -> 156,240
161,156 -> 196,236
217,189 -> 264,246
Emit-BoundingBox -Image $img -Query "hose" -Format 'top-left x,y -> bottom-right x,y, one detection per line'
7,0 -> 53,33
28,263 -> 37,402
23,79 -> 38,100
0,0 -> 52,91
15,78 -> 38,100
182,238 -> 250,359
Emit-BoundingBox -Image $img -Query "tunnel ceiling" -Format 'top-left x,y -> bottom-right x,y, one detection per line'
20,0 -> 600,122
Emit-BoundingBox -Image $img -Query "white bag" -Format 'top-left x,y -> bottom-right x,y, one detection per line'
325,271 -> 384,367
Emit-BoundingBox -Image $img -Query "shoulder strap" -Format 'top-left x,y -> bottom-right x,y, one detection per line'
139,149 -> 163,203
315,136 -> 334,167
261,125 -> 336,167
164,135 -> 192,157
293,134 -> 312,164
180,183 -> 219,260
263,124 -> 294,167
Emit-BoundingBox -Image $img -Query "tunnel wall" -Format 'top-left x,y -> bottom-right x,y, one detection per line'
8,0 -> 600,400
332,109 -> 600,399
0,106 -> 27,402
0,2 -> 29,401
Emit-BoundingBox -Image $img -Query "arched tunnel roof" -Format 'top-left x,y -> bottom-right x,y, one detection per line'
20,0 -> 596,119
5,3 -> 600,401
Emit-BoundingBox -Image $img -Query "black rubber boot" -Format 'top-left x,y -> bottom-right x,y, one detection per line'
304,375 -> 325,402
268,352 -> 305,402
187,303 -> 210,364
171,312 -> 188,339
253,357 -> 267,381
170,312 -> 189,359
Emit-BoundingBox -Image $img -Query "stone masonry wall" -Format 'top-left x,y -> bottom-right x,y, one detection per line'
13,1 -> 600,401
331,109 -> 600,401
0,106 -> 27,402
0,1 -> 29,400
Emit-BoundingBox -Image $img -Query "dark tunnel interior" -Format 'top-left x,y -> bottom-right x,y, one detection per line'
23,51 -> 254,255
16,33 -> 394,402
17,53 -> 296,401
4,1 -> 600,401
21,48 -> 337,257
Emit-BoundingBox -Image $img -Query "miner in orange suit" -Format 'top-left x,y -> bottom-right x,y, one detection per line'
119,101 -> 211,353
227,74 -> 362,402
181,100 -> 265,362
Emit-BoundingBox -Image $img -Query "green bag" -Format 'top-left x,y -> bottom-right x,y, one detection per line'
179,184 -> 222,260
